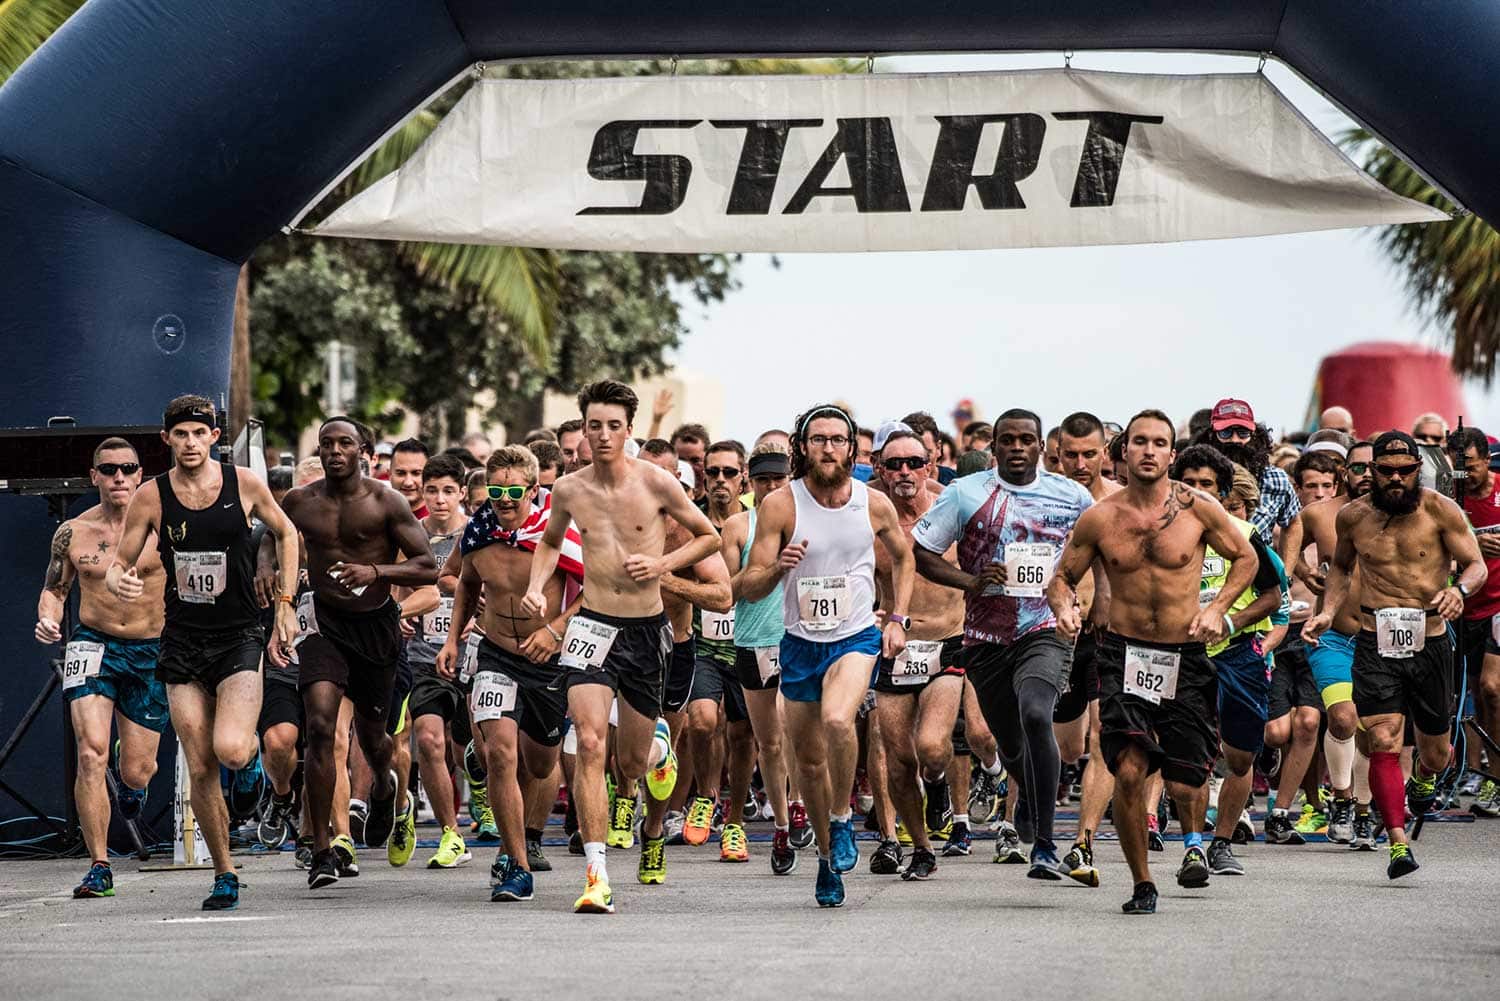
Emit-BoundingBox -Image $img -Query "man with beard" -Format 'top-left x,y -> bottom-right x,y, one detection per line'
1198,399 -> 1302,568
741,404 -> 913,907
1290,442 -> 1375,846
1048,410 -> 1258,914
1304,431 -> 1485,878
557,419 -> 590,473
1448,426 -> 1500,816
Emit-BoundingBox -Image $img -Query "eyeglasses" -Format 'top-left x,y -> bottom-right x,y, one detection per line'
486,484 -> 531,501
808,434 -> 850,449
95,462 -> 140,476
1346,462 -> 1370,475
1414,434 -> 1444,445
704,466 -> 740,480
883,456 -> 926,471
1374,462 -> 1421,478
1215,427 -> 1253,442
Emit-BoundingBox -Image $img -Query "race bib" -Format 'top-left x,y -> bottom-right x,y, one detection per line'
797,576 -> 851,632
459,632 -> 482,684
559,616 -> 620,671
470,670 -> 518,722
62,640 -> 105,691
701,607 -> 735,642
1198,586 -> 1221,609
1201,555 -> 1225,578
1123,644 -> 1180,705
753,646 -> 781,684
174,550 -> 225,605
422,596 -> 455,642
890,639 -> 942,686
1375,607 -> 1425,659
293,592 -> 318,648
1002,543 -> 1055,598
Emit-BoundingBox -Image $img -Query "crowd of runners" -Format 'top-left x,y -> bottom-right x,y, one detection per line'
35,386 -> 1500,914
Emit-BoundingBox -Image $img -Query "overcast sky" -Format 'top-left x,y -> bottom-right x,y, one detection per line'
671,51 -> 1497,443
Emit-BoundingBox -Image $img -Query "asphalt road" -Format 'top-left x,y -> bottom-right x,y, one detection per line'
2,817 -> 1497,1001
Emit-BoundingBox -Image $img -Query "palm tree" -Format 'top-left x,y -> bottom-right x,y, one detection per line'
1342,129 -> 1500,384
0,0 -> 83,83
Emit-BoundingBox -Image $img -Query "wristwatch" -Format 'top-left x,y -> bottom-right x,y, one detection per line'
891,614 -> 911,630
1457,582 -> 1473,598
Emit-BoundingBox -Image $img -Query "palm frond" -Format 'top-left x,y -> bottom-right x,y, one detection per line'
398,242 -> 557,361
0,0 -> 84,83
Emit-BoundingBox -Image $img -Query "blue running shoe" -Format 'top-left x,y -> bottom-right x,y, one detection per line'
491,861 -> 534,902
1027,845 -> 1064,881
815,857 -> 845,908
116,784 -> 148,822
202,871 -> 241,911
73,861 -> 114,898
829,819 -> 858,874
228,750 -> 266,820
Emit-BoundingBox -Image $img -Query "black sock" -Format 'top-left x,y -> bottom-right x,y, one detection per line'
524,827 -> 542,843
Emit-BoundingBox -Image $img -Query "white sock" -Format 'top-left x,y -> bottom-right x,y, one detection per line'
1353,748 -> 1372,804
1325,731 -> 1355,791
953,813 -> 969,827
981,756 -> 1004,777
774,822 -> 789,832
651,718 -> 672,768
584,841 -> 607,878
830,809 -> 852,824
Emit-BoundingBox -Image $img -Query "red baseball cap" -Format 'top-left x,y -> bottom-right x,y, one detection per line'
1210,398 -> 1256,431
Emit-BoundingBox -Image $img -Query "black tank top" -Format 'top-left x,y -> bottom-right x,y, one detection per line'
156,464 -> 259,631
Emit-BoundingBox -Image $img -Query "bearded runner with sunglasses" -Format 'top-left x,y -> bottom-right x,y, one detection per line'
35,438 -> 167,900
741,403 -> 914,908
1304,430 -> 1486,880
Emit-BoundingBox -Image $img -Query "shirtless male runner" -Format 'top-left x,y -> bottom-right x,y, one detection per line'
1303,431 -> 1486,879
276,417 -> 437,890
524,380 -> 720,914
741,403 -> 914,908
108,396 -> 300,910
1048,409 -> 1258,915
37,438 -> 167,899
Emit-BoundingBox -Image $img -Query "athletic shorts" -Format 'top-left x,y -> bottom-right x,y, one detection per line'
158,623 -> 264,691
1053,628 -> 1101,724
563,609 -> 673,722
1212,634 -> 1271,754
472,639 -> 567,747
664,638 -> 697,715
1460,615 -> 1489,676
778,627 -> 882,703
258,676 -> 302,733
873,635 -> 964,695
409,669 -> 473,747
297,599 -> 401,726
1269,627 -> 1319,719
64,626 -> 168,733
965,630 -> 1071,750
734,646 -> 782,692
1097,631 -> 1219,787
1307,628 -> 1356,709
688,655 -> 748,723
388,642 -> 412,737
1354,629 -> 1453,737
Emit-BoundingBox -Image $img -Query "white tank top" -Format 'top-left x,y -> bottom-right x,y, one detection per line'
782,478 -> 877,642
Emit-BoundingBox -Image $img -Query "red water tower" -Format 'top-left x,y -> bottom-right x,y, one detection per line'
1305,342 -> 1467,438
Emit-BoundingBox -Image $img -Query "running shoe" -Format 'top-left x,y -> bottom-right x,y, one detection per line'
683,795 -> 715,846
993,822 -> 1026,864
1458,773 -> 1482,797
227,749 -> 266,821
638,835 -> 667,884
308,849 -> 339,889
923,778 -> 953,838
257,790 -> 296,849
388,799 -> 416,867
941,821 -> 972,857
1294,803 -> 1327,836
771,828 -> 798,875
1027,845 -> 1064,881
527,837 -> 552,872
607,792 -> 637,850
1062,841 -> 1099,887
490,853 -> 509,887
1263,810 -> 1305,845
815,857 -> 845,907
1387,841 -> 1419,879
1406,770 -> 1439,819
463,740 -> 487,785
1232,809 -> 1255,845
1471,780 -> 1500,818
1122,880 -> 1158,915
568,830 -> 584,856
895,818 -> 914,847
1146,814 -> 1164,853
574,866 -> 614,913
788,801 -> 813,849
348,800 -> 368,846
109,739 -> 149,822
854,772 -> 874,815
968,768 -> 1003,825
663,809 -> 686,845
720,822 -> 749,862
364,768 -> 399,849
427,826 -> 472,868
829,818 -> 858,874
645,718 -> 679,801
491,860 -> 533,902
1207,839 -> 1244,876
294,833 -> 314,869
869,838 -> 902,875
1327,797 -> 1355,845
901,847 -> 938,881
470,782 -> 499,842
331,834 -> 360,877
1350,811 -> 1377,850
1176,845 -> 1210,888
73,861 -> 114,898
202,871 -> 241,911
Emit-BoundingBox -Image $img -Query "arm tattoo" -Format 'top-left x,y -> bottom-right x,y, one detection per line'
44,524 -> 72,596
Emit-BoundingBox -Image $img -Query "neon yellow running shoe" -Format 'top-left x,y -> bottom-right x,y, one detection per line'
387,799 -> 416,867
607,791 -> 637,849
645,719 -> 678,801
719,822 -> 749,862
1294,803 -> 1328,836
427,826 -> 473,869
683,796 -> 715,846
469,782 -> 499,842
574,866 -> 614,913
639,836 -> 667,884
331,834 -> 360,877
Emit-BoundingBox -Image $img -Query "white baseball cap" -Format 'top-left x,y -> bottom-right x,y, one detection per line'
872,420 -> 915,453
677,459 -> 696,489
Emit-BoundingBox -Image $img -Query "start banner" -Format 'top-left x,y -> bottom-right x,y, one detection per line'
314,69 -> 1446,253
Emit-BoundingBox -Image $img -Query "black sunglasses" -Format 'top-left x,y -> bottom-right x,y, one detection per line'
703,466 -> 740,480
883,456 -> 926,471
95,462 -> 140,476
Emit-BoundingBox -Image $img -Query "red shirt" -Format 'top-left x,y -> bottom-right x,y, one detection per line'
1462,477 -> 1500,620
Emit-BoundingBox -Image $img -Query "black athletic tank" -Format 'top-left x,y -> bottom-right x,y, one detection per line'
156,464 -> 259,631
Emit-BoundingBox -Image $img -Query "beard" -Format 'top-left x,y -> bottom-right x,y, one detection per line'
1370,480 -> 1420,515
1217,442 -> 1256,470
808,454 -> 853,488
1346,479 -> 1370,499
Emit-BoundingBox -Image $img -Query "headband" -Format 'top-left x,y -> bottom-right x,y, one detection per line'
164,407 -> 217,431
